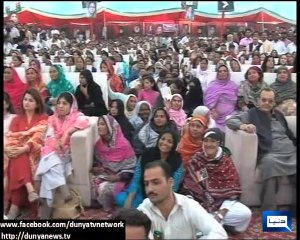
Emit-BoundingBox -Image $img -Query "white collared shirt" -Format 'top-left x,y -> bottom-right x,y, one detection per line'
287,42 -> 297,53
138,193 -> 228,239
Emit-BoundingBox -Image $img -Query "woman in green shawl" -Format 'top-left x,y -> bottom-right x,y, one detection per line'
270,66 -> 296,116
47,65 -> 75,106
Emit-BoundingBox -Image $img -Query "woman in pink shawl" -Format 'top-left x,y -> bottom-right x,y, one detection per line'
204,64 -> 238,131
90,115 -> 136,212
35,92 -> 89,219
4,66 -> 28,114
165,94 -> 187,132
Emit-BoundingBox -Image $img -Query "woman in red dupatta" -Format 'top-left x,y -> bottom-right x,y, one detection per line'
25,66 -> 49,101
90,115 -> 136,212
4,66 -> 28,114
100,60 -> 124,93
183,128 -> 251,234
4,88 -> 48,219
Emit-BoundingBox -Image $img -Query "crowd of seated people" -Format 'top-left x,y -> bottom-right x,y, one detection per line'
3,23 -> 297,238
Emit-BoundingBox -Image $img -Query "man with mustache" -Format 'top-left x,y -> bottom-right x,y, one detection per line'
137,160 -> 227,239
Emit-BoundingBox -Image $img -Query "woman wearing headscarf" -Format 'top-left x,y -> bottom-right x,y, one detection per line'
115,129 -> 183,208
35,92 -> 89,219
183,128 -> 251,234
183,76 -> 204,117
109,99 -> 134,145
25,66 -> 49,101
192,106 -> 216,129
270,66 -> 297,116
136,108 -> 178,154
90,115 -> 136,212
177,116 -> 208,167
100,60 -> 124,93
165,94 -> 187,132
237,66 -> 268,112
29,59 -> 42,72
4,89 -> 48,219
229,58 -> 242,72
75,69 -> 108,116
129,101 -> 152,131
47,65 -> 75,107
4,66 -> 28,114
204,64 -> 238,131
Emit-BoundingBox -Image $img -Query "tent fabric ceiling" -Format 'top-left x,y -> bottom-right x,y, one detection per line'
4,7 -> 296,26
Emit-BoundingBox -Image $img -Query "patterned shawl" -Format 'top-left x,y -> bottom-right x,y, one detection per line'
184,148 -> 241,212
177,116 -> 208,166
270,66 -> 296,104
4,115 -> 48,178
238,66 -> 268,106
47,64 -> 75,98
238,80 -> 268,106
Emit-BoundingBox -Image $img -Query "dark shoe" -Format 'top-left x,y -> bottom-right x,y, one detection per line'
223,225 -> 241,235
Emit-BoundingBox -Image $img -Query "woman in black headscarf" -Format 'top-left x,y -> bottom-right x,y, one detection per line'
75,69 -> 108,116
183,76 -> 204,117
109,99 -> 134,145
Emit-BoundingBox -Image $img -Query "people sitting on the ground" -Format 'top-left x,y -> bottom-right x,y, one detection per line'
137,160 -> 228,239
270,66 -> 296,116
183,128 -> 252,234
74,69 -> 108,117
110,208 -> 151,240
226,87 -> 296,212
5,88 -> 48,219
35,92 -> 89,219
115,130 -> 183,208
90,115 -> 136,213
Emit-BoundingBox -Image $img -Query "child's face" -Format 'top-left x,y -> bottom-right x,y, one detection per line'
143,79 -> 153,90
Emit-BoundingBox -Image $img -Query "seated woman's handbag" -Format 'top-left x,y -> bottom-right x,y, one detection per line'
52,186 -> 84,219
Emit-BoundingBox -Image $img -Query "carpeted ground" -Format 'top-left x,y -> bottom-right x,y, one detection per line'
18,206 -> 296,239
